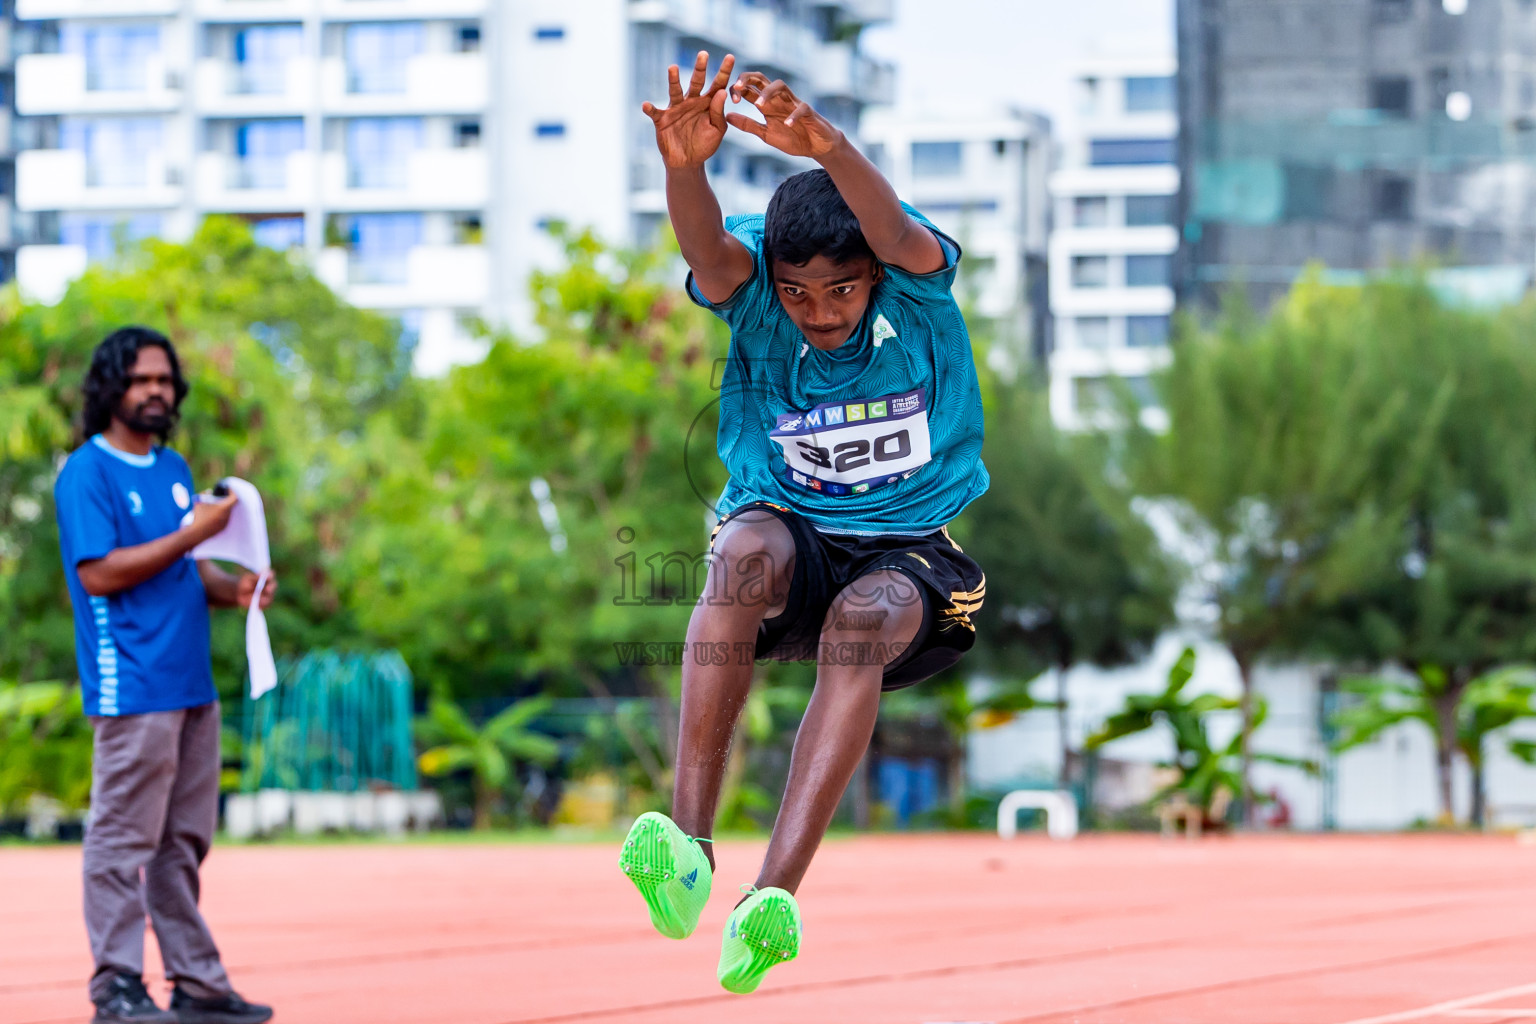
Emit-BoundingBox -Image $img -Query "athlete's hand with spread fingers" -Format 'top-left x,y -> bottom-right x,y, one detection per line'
643,50 -> 737,169
726,72 -> 844,160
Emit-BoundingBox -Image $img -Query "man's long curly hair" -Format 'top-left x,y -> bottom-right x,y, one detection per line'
81,326 -> 190,442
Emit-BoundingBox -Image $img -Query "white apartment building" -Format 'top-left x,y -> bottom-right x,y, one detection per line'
861,107 -> 1053,366
10,0 -> 892,375
1047,53 -> 1179,429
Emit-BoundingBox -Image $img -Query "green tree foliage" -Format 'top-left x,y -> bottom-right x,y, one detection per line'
1144,274 -> 1536,824
416,693 -> 559,829
1333,666 -> 1536,826
955,371 -> 1177,783
0,681 -> 93,815
319,227 -> 727,698
1085,647 -> 1314,817
0,218 -> 411,692
959,374 -> 1176,678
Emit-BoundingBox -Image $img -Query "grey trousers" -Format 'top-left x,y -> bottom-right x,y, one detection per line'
84,702 -> 232,1003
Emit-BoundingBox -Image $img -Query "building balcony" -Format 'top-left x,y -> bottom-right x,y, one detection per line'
16,0 -> 178,17
840,0 -> 895,23
320,149 -> 488,210
318,0 -> 489,20
16,54 -> 182,115
1048,282 -> 1176,318
1050,165 -> 1180,197
738,7 -> 812,76
319,53 -> 487,114
193,57 -> 313,116
412,307 -> 490,377
16,245 -> 90,305
316,243 -> 489,309
194,152 -> 318,211
193,0 -> 312,20
630,0 -> 744,48
17,149 -> 182,212
809,43 -> 894,105
1051,225 -> 1180,254
1049,346 -> 1173,404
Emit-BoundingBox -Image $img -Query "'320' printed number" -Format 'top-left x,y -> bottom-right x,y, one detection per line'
795,430 -> 913,472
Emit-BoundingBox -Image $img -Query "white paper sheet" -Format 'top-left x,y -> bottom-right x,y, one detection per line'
190,478 -> 277,699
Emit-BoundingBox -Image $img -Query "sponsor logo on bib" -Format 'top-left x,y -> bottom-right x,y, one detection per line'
770,388 -> 931,497
127,491 -> 144,517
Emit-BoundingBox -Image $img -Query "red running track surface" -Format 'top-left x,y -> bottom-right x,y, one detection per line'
3,834 -> 1534,1024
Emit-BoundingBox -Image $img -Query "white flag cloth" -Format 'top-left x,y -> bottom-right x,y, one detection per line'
189,478 -> 277,699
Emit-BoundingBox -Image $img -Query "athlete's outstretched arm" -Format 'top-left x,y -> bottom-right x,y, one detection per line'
727,71 -> 944,275
643,50 -> 754,303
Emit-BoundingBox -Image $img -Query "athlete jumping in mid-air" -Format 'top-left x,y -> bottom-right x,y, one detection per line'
619,51 -> 988,994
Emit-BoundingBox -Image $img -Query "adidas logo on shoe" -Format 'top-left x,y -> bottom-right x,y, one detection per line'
680,868 -> 698,891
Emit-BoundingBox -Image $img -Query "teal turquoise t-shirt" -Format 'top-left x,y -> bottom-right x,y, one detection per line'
687,205 -> 988,535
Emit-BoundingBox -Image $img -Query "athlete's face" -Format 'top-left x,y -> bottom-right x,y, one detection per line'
771,255 -> 883,351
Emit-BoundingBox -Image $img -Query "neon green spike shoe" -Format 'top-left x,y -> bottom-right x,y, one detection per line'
618,812 -> 713,940
717,886 -> 801,994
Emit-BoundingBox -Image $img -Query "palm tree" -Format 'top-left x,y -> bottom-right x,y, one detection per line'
417,693 -> 559,829
1085,648 -> 1314,823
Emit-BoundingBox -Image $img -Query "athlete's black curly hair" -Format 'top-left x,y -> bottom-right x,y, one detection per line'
764,169 -> 875,269
81,326 -> 189,442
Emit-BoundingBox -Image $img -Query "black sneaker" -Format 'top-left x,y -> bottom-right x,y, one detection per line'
168,988 -> 273,1024
91,975 -> 176,1023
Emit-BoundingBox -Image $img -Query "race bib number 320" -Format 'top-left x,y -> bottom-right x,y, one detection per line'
769,388 -> 931,497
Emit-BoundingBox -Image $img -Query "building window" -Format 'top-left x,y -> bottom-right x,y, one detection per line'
61,213 -> 161,261
1374,175 -> 1414,220
62,117 -> 161,187
1074,196 -> 1109,227
1371,76 -> 1413,117
534,26 -> 565,40
456,24 -> 481,52
394,309 -> 424,357
1372,0 -> 1413,22
1078,76 -> 1101,116
64,24 -> 159,92
1076,317 -> 1111,349
346,213 -> 422,284
452,213 -> 483,245
346,118 -> 423,189
920,200 -> 999,215
911,140 -> 963,177
454,120 -> 482,148
345,22 -> 425,94
535,122 -> 567,138
251,217 -> 305,250
1126,254 -> 1172,288
1125,194 -> 1175,226
234,119 -> 304,189
232,25 -> 303,95
1072,255 -> 1110,289
1089,138 -> 1176,166
864,142 -> 886,171
1074,377 -> 1113,414
1127,315 -> 1171,348
1124,76 -> 1176,113
1075,375 -> 1155,414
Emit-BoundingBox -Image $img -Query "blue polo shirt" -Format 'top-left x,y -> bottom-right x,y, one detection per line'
55,436 -> 214,717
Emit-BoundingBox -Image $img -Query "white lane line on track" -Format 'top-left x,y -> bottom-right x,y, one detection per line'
1336,983 -> 1536,1024
1441,1011 -> 1536,1019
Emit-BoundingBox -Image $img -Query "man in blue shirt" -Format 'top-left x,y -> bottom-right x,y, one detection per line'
617,54 -> 987,993
55,327 -> 275,1024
